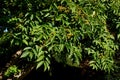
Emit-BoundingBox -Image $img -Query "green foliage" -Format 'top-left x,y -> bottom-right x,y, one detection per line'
0,0 -> 120,76
4,65 -> 21,77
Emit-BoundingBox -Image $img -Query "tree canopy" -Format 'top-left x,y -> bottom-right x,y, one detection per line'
0,0 -> 120,79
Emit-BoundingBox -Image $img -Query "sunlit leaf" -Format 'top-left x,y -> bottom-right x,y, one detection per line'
36,61 -> 44,69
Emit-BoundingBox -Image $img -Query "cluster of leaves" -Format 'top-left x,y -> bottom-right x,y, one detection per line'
4,65 -> 21,77
0,0 -> 120,77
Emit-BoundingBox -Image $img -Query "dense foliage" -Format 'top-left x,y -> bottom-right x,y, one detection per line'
0,0 -> 120,79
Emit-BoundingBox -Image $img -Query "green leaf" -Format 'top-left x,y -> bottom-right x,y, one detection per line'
44,13 -> 50,17
22,39 -> 28,45
36,61 -> 44,69
117,34 -> 120,39
48,45 -> 54,51
44,61 -> 50,71
89,61 -> 96,64
32,48 -> 37,55
29,52 -> 33,60
36,55 -> 44,62
36,15 -> 42,22
38,51 -> 44,57
21,51 -> 29,58
25,13 -> 29,17
45,57 -> 50,64
10,39 -> 14,45
23,47 -> 32,51
30,14 -> 34,20
59,44 -> 64,52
